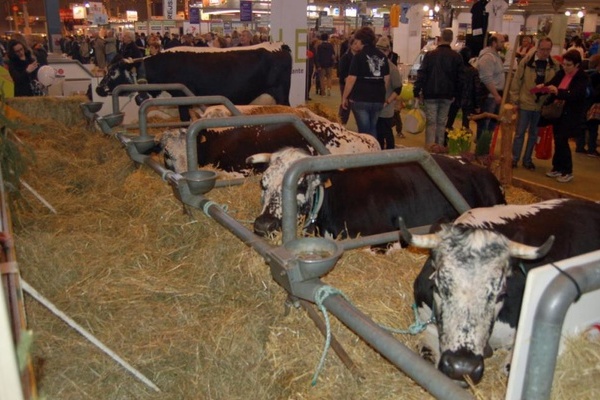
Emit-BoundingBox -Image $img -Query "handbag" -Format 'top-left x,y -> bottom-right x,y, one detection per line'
587,103 -> 600,121
535,125 -> 554,160
540,99 -> 565,120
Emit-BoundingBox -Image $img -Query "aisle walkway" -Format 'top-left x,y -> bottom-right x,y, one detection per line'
306,82 -> 600,201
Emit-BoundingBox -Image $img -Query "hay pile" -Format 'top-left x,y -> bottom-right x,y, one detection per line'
9,98 -> 595,399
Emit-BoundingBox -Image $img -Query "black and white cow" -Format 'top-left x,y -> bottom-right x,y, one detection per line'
248,147 -> 506,238
406,198 -> 600,385
158,108 -> 379,174
95,42 -> 292,119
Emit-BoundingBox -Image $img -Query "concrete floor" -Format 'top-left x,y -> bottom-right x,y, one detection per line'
306,82 -> 600,202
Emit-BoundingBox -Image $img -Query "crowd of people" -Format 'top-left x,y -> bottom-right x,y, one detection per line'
55,28 -> 271,72
307,29 -> 600,185
4,26 -> 600,185
1,28 -> 271,97
308,27 -> 403,149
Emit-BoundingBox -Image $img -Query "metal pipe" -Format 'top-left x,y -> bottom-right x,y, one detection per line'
521,258 -> 600,400
185,114 -> 331,172
323,294 -> 475,400
281,148 -> 471,243
137,96 -> 242,138
111,83 -> 195,114
338,224 -> 434,251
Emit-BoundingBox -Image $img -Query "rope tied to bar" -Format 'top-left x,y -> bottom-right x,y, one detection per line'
202,200 -> 228,217
311,285 -> 348,386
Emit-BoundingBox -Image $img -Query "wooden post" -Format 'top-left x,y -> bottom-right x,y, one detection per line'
498,104 -> 517,184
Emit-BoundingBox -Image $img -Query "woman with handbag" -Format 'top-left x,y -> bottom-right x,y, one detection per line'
540,50 -> 590,183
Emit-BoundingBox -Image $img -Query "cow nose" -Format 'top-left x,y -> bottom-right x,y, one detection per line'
95,86 -> 108,97
135,93 -> 150,106
253,215 -> 281,236
439,349 -> 484,384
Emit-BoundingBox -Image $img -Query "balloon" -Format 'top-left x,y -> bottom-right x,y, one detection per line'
400,83 -> 414,102
37,66 -> 57,87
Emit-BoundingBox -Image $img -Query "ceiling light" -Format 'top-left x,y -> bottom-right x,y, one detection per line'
564,10 -> 571,16
577,11 -> 584,18
423,5 -> 429,11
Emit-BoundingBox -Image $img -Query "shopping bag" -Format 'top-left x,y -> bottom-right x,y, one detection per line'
404,100 -> 426,134
535,125 -> 553,160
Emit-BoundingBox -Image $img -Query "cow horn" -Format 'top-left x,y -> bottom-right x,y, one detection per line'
508,235 -> 555,260
397,218 -> 442,248
398,217 -> 412,243
246,153 -> 272,164
409,233 -> 442,249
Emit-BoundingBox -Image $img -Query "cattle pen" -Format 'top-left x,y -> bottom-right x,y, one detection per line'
3,96 -> 600,398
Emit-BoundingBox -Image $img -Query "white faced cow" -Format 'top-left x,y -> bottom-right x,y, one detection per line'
249,148 -> 506,238
405,198 -> 600,385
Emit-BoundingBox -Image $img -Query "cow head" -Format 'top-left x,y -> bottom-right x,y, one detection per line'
96,55 -> 136,97
247,148 -> 321,236
402,223 -> 554,384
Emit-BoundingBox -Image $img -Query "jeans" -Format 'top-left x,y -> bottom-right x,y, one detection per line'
512,109 -> 541,165
477,96 -> 500,140
351,101 -> 384,138
423,99 -> 453,145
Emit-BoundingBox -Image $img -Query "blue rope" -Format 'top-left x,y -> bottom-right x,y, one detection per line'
311,285 -> 348,386
379,303 -> 435,335
202,200 -> 228,217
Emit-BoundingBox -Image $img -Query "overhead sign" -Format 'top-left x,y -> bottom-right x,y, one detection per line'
72,5 -> 86,19
126,11 -> 138,22
164,0 -> 175,20
189,7 -> 200,24
240,1 -> 252,22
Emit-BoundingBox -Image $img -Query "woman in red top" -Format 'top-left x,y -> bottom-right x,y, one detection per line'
542,50 -> 590,183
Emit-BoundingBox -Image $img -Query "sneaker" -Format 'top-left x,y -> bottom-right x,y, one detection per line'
587,151 -> 600,158
556,173 -> 573,183
546,170 -> 562,178
523,162 -> 536,171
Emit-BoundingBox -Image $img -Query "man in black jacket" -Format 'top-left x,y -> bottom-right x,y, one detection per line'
413,29 -> 464,147
315,33 -> 336,96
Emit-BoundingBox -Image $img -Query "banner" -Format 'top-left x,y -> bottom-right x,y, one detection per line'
164,0 -> 175,20
189,7 -> 200,24
240,1 -> 252,22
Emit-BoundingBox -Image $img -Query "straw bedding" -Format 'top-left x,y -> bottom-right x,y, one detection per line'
7,97 -> 598,399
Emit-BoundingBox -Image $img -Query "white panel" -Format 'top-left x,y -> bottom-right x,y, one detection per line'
270,0 -> 308,106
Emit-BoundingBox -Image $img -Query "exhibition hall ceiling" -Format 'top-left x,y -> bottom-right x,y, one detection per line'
312,1 -> 600,18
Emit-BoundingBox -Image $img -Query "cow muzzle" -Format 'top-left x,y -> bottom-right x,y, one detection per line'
96,85 -> 110,97
253,215 -> 281,237
439,349 -> 484,385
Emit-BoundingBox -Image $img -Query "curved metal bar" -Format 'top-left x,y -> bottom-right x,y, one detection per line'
137,96 -> 242,138
185,113 -> 331,172
111,83 -> 195,114
521,257 -> 600,400
280,148 -> 471,244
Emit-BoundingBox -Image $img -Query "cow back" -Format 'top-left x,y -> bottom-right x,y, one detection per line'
314,155 -> 505,238
144,44 -> 292,105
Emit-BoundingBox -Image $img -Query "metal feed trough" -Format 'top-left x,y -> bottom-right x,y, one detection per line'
93,92 -> 600,399
100,82 -> 244,134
